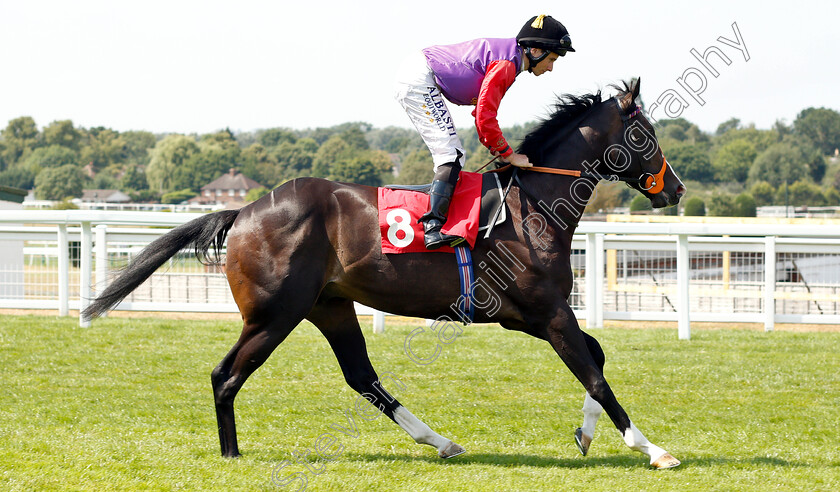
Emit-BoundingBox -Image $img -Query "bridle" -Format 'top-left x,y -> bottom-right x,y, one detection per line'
489,97 -> 669,193
484,96 -> 670,230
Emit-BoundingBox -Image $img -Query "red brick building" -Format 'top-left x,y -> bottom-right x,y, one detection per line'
189,169 -> 262,207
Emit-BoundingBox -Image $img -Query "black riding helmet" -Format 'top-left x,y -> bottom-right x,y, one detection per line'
517,15 -> 575,71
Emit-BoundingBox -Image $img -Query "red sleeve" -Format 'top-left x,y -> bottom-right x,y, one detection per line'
473,59 -> 517,158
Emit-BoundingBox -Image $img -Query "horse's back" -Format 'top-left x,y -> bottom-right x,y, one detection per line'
224,178 -> 380,303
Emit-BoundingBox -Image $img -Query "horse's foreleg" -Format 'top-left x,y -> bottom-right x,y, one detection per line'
547,305 -> 679,468
575,332 -> 605,456
308,299 -> 465,459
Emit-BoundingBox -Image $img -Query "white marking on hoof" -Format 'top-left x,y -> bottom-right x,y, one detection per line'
574,428 -> 592,456
651,453 -> 681,469
438,441 -> 466,459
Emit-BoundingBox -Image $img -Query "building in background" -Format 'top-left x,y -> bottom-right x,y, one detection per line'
189,168 -> 262,208
80,189 -> 132,204
0,185 -> 27,298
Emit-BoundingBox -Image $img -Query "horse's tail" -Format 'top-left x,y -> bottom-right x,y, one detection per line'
81,209 -> 241,321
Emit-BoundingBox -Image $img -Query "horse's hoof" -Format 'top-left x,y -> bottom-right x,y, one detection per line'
574,428 -> 591,456
651,453 -> 680,469
439,441 -> 466,459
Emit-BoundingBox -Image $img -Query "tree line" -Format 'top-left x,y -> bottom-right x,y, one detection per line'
1,105 -> 839,214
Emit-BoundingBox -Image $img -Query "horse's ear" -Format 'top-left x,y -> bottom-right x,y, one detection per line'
619,78 -> 641,111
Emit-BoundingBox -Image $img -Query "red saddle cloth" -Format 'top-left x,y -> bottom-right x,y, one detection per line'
378,171 -> 482,254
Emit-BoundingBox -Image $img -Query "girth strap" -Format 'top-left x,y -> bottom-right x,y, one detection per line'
453,245 -> 475,324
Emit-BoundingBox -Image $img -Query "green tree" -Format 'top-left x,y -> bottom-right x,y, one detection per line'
794,107 -> 840,155
50,198 -> 79,210
748,142 -> 808,187
339,127 -> 370,150
161,188 -> 197,204
666,143 -> 714,182
173,148 -> 235,191
245,187 -> 270,202
23,145 -> 79,171
823,187 -> 840,206
683,196 -> 706,216
629,194 -> 651,212
707,193 -> 737,216
2,116 -> 40,165
43,120 -> 82,150
772,119 -> 793,139
169,130 -> 242,191
119,163 -> 149,191
34,164 -> 88,200
92,173 -> 118,190
750,181 -> 775,206
146,135 -> 200,194
122,131 -> 156,166
734,193 -> 757,217
81,127 -> 126,170
395,150 -> 434,184
311,136 -> 351,178
240,143 -> 280,187
715,117 -> 741,136
258,128 -> 297,147
713,139 -> 756,183
0,166 -> 36,189
787,180 -> 825,207
715,125 -> 778,153
330,157 -> 382,186
273,140 -> 316,178
584,181 -> 631,213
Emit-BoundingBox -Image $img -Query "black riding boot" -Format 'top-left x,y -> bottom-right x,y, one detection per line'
419,162 -> 463,250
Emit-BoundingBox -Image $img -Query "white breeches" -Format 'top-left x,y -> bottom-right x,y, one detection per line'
394,51 -> 466,171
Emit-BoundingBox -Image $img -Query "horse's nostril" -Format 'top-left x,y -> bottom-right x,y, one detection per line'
676,185 -> 686,197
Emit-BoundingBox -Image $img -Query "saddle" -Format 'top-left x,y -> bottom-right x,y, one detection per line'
384,172 -> 507,235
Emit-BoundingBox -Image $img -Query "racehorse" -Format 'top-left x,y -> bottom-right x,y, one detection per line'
83,78 -> 686,468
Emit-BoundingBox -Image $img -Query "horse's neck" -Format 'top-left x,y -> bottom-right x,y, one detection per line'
526,136 -> 608,224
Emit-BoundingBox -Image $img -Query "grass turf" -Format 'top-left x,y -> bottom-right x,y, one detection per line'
1,315 -> 838,491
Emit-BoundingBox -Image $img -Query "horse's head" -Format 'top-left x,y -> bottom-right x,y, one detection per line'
606,79 -> 686,208
516,80 -> 686,217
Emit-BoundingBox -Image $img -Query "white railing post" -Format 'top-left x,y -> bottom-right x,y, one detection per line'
676,234 -> 691,340
79,221 -> 93,327
95,225 -> 109,318
585,233 -> 597,327
764,236 -> 776,332
593,233 -> 605,328
373,311 -> 385,334
57,224 -> 69,317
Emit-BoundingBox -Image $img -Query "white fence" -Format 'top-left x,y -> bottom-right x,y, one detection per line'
2,210 -> 840,339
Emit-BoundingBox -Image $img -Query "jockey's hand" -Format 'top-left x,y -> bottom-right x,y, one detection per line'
500,152 -> 533,168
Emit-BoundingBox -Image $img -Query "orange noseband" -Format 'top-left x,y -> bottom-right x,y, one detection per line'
642,157 -> 668,194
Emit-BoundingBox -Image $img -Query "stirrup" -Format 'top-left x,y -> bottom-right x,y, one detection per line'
423,221 -> 464,250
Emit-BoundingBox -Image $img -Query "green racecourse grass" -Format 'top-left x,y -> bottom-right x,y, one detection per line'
1,315 -> 838,491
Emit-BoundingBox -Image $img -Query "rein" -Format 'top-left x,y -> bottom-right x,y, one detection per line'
485,97 -> 666,191
481,96 -> 669,231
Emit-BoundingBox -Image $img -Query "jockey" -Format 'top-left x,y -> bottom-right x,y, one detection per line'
395,14 -> 575,249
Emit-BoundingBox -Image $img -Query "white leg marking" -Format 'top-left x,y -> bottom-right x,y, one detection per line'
622,421 -> 668,464
393,406 -> 449,450
581,392 -> 602,438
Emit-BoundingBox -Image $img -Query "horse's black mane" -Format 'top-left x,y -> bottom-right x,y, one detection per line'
518,81 -> 634,161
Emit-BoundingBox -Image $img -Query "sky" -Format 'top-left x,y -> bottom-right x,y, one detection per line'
1,0 -> 838,136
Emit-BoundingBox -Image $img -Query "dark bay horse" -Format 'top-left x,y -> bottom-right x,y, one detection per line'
83,79 -> 686,468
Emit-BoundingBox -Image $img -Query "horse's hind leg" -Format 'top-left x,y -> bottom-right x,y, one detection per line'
307,298 -> 465,458
575,331 -> 605,456
211,308 -> 304,457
